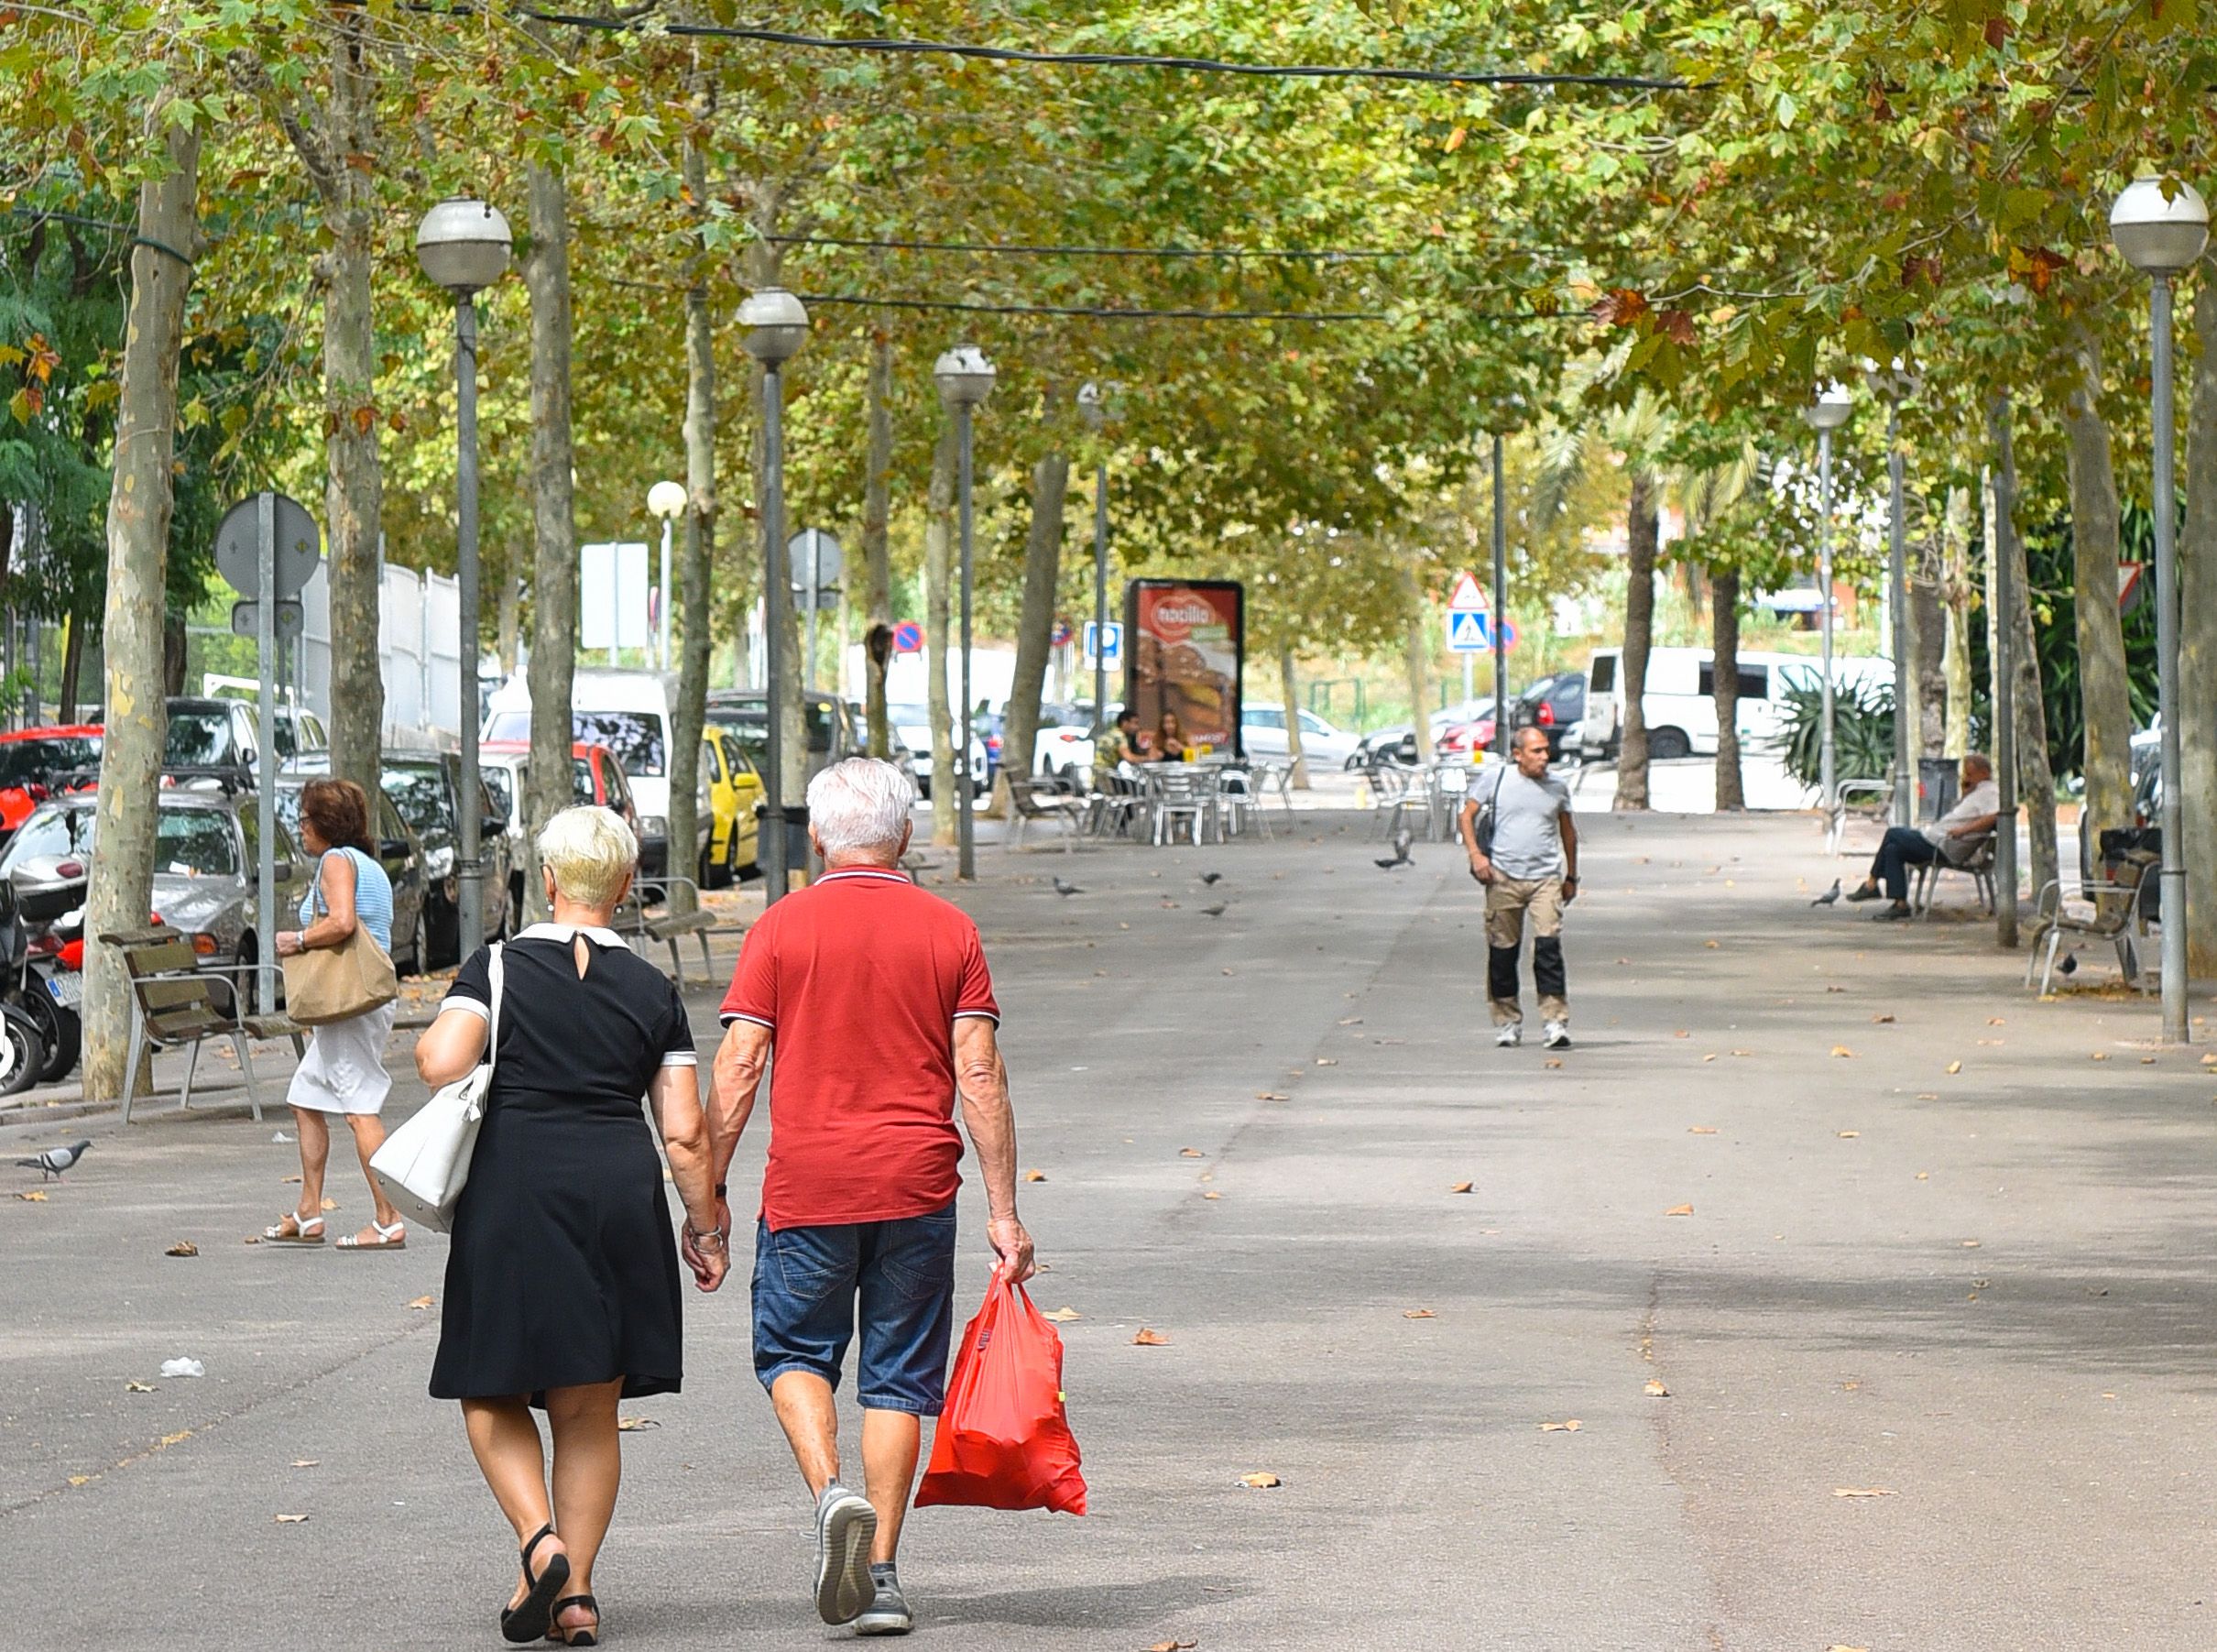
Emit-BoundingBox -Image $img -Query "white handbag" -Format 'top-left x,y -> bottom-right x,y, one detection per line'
369,944 -> 504,1234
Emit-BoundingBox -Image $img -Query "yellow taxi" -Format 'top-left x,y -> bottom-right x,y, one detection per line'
703,728 -> 763,886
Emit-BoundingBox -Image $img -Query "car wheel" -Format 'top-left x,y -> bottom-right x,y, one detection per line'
405,908 -> 431,977
0,1006 -> 44,1097
26,989 -> 77,1084
719,824 -> 742,888
235,939 -> 259,1018
1648,727 -> 1691,761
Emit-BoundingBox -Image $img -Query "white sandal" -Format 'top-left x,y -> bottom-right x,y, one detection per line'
336,1219 -> 406,1251
263,1212 -> 325,1244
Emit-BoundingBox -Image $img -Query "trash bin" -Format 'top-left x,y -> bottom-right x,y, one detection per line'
781,804 -> 813,881
1917,757 -> 1959,823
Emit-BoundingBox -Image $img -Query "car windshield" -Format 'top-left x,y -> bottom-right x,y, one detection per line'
3,805 -> 96,870
0,736 -> 101,789
573,712 -> 665,777
481,765 -> 515,822
383,764 -> 451,837
571,757 -> 599,804
5,804 -> 235,877
710,697 -> 835,753
164,708 -> 235,767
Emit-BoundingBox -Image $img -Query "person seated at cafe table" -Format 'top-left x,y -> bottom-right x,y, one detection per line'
1095,706 -> 1141,783
1151,709 -> 1191,761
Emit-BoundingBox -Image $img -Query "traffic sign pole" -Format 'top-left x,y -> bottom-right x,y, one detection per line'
1491,431 -> 1508,760
256,492 -> 277,1017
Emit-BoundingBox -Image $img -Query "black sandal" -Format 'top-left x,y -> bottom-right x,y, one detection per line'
547,1593 -> 599,1647
500,1522 -> 571,1644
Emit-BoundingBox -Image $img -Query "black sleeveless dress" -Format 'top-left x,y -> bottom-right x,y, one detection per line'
428,929 -> 699,1405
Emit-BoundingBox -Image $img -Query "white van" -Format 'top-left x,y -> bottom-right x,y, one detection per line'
483,669 -> 710,879
1577,646 -> 1892,762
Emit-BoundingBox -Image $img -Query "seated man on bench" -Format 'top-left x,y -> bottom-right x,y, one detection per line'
1846,752 -> 2000,920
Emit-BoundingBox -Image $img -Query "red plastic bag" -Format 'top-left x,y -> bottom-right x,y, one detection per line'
916,1277 -> 1087,1515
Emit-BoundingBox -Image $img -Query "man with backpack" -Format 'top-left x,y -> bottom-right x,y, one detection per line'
1458,726 -> 1579,1051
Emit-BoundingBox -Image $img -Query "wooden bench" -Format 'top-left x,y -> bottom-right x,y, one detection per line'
1004,775 -> 1087,852
104,929 -> 294,1125
614,879 -> 742,981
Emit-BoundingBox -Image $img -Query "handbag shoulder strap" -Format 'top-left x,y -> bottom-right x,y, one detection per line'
482,942 -> 507,1076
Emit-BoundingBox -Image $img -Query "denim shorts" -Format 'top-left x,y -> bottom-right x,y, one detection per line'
750,1200 -> 958,1416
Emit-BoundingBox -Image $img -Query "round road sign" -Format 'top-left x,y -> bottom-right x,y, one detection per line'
214,492 -> 321,600
891,620 -> 924,653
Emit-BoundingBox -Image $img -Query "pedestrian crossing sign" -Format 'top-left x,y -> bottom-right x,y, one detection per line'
1447,610 -> 1490,651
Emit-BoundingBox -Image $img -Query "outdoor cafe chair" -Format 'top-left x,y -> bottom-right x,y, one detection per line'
1149,765 -> 1217,847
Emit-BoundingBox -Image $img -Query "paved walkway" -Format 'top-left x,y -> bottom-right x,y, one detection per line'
3,807 -> 2212,1649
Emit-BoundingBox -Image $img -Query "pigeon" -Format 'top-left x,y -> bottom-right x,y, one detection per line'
2058,952 -> 2079,977
1374,827 -> 1414,870
1200,903 -> 1229,918
1053,878 -> 1084,897
17,1140 -> 90,1181
1809,879 -> 1842,907
1199,871 -> 1224,886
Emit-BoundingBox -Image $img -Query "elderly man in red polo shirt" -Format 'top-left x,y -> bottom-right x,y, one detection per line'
699,755 -> 1033,1638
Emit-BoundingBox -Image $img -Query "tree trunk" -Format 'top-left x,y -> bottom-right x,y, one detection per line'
996,451 -> 1068,808
1992,407 -> 2058,905
83,115 -> 198,1103
495,563 -> 521,677
2057,325 -> 2135,849
924,426 -> 957,847
1615,470 -> 1658,809
1710,563 -> 1743,810
302,10 -> 385,792
1941,486 -> 1972,759
863,331 -> 894,760
1402,560 -> 1435,761
1280,642 -> 1309,787
163,615 -> 188,696
522,159 -> 579,923
665,132 -> 715,914
1910,518 -> 1946,765
57,616 -> 82,725
2179,273 -> 2217,975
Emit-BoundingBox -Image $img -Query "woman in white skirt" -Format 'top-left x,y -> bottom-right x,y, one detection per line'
263,778 -> 407,1251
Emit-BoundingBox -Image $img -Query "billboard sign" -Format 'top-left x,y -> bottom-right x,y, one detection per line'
1124,579 -> 1244,759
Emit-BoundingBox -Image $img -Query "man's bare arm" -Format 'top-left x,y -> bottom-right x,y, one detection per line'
1558,811 -> 1579,882
954,1016 -> 1034,1283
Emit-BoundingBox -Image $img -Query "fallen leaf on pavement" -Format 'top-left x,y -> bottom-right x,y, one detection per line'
617,1417 -> 660,1431
165,1242 -> 198,1257
242,1235 -> 261,1244
1962,1239 -> 1982,1248
281,1175 -> 301,1184
1146,1640 -> 1198,1651
1688,1126 -> 1718,1134
274,1514 -> 310,1524
406,1295 -> 434,1310
1202,1191 -> 1221,1200
1644,1379 -> 1669,1397
1946,1061 -> 1963,1075
1832,1487 -> 1894,1498
1042,1307 -> 1082,1322
1403,1308 -> 1436,1319
16,1190 -> 48,1202
1731,1048 -> 1753,1057
1255,1091 -> 1288,1100
1988,1017 -> 2005,1025
1544,1058 -> 1562,1069
125,1380 -> 155,1393
1315,1057 -> 1338,1066
1338,1017 -> 1362,1025
1672,1030 -> 1689,1038
1023,1170 -> 1048,1182
1837,1131 -> 1860,1139
319,1198 -> 337,1212
1916,1172 -> 1929,1180
1240,1471 -> 1281,1488
1179,1148 -> 1203,1158
1829,1646 -> 1873,1651
2091,1051 -> 2111,1061
1615,957 -> 1630,965
1917,1092 -> 1939,1100
1701,1053 -> 1717,1063
1704,939 -> 1719,949
1826,984 -> 1846,993
291,1459 -> 320,1468
1132,1329 -> 1170,1346
1449,1181 -> 1475,1194
1830,1045 -> 1854,1058
1665,1204 -> 1694,1217
1871,1013 -> 1895,1023
1537,1419 -> 1581,1432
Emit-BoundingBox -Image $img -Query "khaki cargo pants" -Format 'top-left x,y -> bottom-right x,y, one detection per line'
1486,875 -> 1567,1026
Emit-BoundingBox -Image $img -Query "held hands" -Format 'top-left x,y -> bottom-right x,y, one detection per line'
987,1213 -> 1036,1285
681,1215 -> 729,1292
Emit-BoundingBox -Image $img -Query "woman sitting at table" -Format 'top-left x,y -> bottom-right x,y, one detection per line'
1151,709 -> 1190,761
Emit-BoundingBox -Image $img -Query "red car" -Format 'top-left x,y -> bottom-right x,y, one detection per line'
0,726 -> 104,835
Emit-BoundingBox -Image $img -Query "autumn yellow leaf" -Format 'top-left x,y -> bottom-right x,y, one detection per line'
16,1189 -> 48,1202
1042,1307 -> 1082,1323
1832,1487 -> 1894,1498
1023,1169 -> 1048,1182
1830,1045 -> 1854,1058
1255,1091 -> 1288,1100
1644,1379 -> 1669,1397
1403,1308 -> 1436,1319
616,1416 -> 660,1431
1146,1639 -> 1198,1651
1449,1181 -> 1475,1194
1871,1012 -> 1895,1023
1537,1419 -> 1581,1432
125,1380 -> 155,1393
1665,1204 -> 1694,1217
1945,1061 -> 1962,1075
1544,1058 -> 1563,1069
1132,1328 -> 1170,1346
1687,1126 -> 1718,1134
164,1241 -> 199,1257
1837,1130 -> 1860,1139
274,1513 -> 311,1524
406,1295 -> 434,1310
1240,1471 -> 1282,1488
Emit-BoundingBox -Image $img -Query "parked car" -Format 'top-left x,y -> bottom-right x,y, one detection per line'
702,727 -> 763,885
0,725 -> 104,835
1033,704 -> 1100,782
1577,646 -> 1893,762
485,669 -> 710,881
704,688 -> 860,793
887,703 -> 988,799
480,738 -> 650,912
1241,703 -> 1363,768
274,777 -> 433,976
291,749 -> 514,965
1513,672 -> 1589,760
2,786 -> 308,1012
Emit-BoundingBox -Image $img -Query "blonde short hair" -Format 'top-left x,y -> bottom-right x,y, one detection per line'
537,805 -> 638,907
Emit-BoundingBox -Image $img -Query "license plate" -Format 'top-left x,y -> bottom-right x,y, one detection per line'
46,973 -> 81,1008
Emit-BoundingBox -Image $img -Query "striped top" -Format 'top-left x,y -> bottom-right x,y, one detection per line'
299,846 -> 395,954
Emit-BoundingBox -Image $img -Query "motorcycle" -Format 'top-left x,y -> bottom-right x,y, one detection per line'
22,911 -> 82,1083
0,881 -> 49,1095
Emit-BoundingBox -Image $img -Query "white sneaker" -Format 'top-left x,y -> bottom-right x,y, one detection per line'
1494,1023 -> 1522,1047
1543,1020 -> 1570,1050
814,1481 -> 879,1625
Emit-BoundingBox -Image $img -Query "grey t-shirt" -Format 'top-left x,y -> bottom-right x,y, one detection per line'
1469,766 -> 1573,880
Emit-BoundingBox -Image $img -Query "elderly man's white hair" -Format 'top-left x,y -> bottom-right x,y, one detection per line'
538,804 -> 639,907
807,757 -> 917,859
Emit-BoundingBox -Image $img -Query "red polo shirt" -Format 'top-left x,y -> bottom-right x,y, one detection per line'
720,867 -> 999,1230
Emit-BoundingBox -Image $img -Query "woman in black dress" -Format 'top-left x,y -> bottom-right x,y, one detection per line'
416,805 -> 727,1647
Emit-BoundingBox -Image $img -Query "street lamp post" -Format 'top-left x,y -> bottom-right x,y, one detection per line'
1804,385 -> 1853,846
936,345 -> 997,883
2111,174 -> 2211,1044
1491,430 -> 1508,760
1079,382 -> 1108,738
648,480 -> 686,672
739,288 -> 810,906
415,196 -> 512,957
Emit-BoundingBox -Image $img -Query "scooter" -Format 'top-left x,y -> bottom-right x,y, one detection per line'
0,881 -> 50,1096
21,911 -> 81,1083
